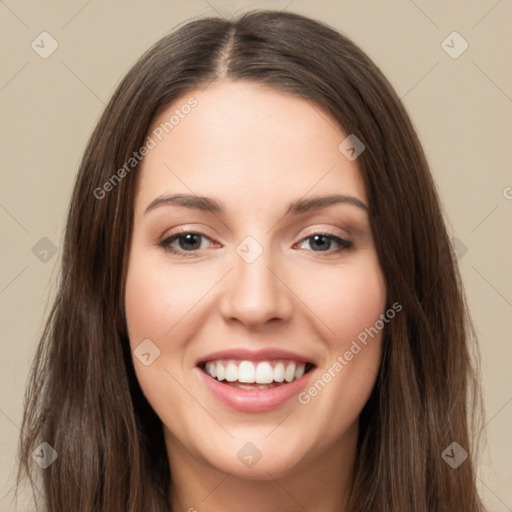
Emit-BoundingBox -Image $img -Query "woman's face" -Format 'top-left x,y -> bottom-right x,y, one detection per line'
125,80 -> 387,479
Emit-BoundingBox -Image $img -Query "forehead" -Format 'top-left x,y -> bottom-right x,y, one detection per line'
136,80 -> 368,215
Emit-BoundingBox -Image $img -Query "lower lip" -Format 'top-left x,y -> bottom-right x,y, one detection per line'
196,366 -> 314,413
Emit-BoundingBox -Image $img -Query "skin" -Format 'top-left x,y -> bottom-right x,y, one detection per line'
124,80 -> 387,512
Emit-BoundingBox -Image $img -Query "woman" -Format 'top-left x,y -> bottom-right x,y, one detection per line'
16,9 -> 486,512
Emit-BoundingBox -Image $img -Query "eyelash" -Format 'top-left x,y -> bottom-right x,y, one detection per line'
158,229 -> 353,258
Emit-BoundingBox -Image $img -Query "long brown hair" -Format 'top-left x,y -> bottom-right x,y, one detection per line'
16,10 -> 486,511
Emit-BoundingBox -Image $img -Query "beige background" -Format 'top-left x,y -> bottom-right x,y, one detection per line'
1,0 -> 511,510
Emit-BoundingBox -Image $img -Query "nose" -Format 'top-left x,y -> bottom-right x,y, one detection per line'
218,242 -> 294,329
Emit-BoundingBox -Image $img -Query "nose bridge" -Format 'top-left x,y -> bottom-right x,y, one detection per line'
219,233 -> 292,326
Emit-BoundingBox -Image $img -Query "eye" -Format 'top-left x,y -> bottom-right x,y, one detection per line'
297,232 -> 353,254
158,230 -> 353,258
158,231 -> 216,257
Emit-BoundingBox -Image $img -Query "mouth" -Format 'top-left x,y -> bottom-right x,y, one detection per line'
195,352 -> 317,413
198,359 -> 316,390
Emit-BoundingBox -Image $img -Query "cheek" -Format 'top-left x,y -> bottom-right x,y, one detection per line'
124,250 -> 194,414
295,257 -> 387,441
124,250 -> 204,346
307,255 -> 387,346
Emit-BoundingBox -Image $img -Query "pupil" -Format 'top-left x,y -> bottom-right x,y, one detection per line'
180,233 -> 201,250
312,234 -> 330,251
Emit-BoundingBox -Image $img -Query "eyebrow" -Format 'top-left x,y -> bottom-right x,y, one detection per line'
144,193 -> 369,216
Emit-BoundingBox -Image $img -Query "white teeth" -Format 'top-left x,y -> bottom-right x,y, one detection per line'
215,361 -> 225,381
255,361 -> 274,384
225,361 -> 238,382
294,363 -> 305,380
273,362 -> 285,382
284,362 -> 296,382
238,361 -> 255,383
203,359 -> 310,384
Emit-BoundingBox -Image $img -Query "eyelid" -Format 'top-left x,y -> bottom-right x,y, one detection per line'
159,227 -> 218,249
161,225 -> 216,242
299,224 -> 351,240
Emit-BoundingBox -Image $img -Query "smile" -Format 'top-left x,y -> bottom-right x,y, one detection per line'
195,349 -> 317,413
202,359 -> 314,389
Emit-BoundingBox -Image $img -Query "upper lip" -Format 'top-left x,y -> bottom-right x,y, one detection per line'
196,347 -> 316,366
